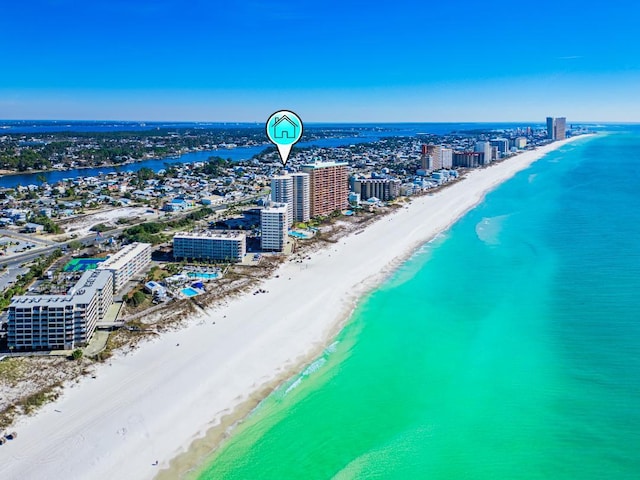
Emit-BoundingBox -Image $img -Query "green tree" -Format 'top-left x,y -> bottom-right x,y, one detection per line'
137,167 -> 156,181
67,240 -> 83,251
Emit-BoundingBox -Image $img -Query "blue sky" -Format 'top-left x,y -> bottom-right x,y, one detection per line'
1,0 -> 639,121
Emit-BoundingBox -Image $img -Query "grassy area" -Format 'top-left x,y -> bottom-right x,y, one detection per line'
0,356 -> 89,429
0,358 -> 28,387
147,265 -> 171,282
0,405 -> 18,430
124,289 -> 153,310
20,386 -> 62,415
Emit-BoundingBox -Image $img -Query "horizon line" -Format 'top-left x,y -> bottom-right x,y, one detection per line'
1,119 -> 637,125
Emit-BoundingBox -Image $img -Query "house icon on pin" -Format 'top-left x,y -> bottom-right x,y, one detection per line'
272,115 -> 297,140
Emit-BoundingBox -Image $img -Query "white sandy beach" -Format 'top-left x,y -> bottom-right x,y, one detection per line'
0,136 -> 588,480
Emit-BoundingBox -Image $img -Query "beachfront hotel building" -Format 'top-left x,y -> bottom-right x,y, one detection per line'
301,161 -> 349,217
261,203 -> 288,252
475,141 -> 492,165
547,117 -> 555,139
421,145 -> 453,171
350,177 -> 401,202
555,117 -> 567,140
421,144 -> 442,171
290,172 -> 310,223
515,137 -> 528,149
490,138 -> 509,155
441,147 -> 453,169
97,242 -> 152,292
270,175 -> 294,226
7,270 -> 113,351
173,231 -> 246,262
547,116 -> 567,141
453,151 -> 483,168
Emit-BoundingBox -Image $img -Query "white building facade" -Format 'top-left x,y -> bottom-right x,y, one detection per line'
474,141 -> 492,165
261,203 -> 288,251
291,172 -> 310,223
8,270 -> 113,351
440,148 -> 453,169
97,242 -> 152,292
173,231 -> 246,262
270,175 -> 294,227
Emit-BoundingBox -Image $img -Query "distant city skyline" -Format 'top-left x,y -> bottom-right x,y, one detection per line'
1,1 -> 639,122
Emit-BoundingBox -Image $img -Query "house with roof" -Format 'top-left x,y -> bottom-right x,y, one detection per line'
23,222 -> 45,234
162,197 -> 195,212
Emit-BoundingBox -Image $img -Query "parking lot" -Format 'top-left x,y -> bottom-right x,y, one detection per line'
0,236 -> 38,256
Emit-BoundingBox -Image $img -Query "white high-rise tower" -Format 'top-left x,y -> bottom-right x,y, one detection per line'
270,175 -> 293,226
290,172 -> 310,223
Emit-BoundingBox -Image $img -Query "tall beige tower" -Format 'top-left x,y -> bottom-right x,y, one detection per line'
300,161 -> 349,217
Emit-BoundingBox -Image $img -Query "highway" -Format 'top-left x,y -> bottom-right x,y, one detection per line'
0,191 -> 267,271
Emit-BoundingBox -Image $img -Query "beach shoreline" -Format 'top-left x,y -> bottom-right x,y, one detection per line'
0,136 -> 592,480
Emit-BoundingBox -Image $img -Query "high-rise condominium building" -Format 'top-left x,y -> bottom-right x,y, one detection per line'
555,117 -> 567,140
453,151 -> 482,168
300,161 -> 349,217
8,270 -> 113,351
547,117 -> 556,140
290,172 -> 310,223
351,177 -> 401,201
421,144 -> 453,170
440,148 -> 453,169
421,144 -> 442,171
490,138 -> 509,155
270,173 -> 311,225
270,175 -> 294,226
475,141 -> 492,165
261,203 -> 288,251
547,117 -> 567,140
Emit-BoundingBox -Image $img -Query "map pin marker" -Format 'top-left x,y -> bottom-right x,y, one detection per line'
266,110 -> 303,167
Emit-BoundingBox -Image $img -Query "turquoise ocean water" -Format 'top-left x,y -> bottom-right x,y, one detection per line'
196,131 -> 640,479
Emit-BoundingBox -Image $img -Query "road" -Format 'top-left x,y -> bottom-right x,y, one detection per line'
0,192 -> 267,270
0,228 -> 57,246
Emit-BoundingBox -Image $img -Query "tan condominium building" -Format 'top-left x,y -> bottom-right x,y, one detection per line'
97,242 -> 152,292
547,116 -> 567,140
351,177 -> 401,201
300,161 -> 349,217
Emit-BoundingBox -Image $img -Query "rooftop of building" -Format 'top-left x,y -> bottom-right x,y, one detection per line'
97,242 -> 151,271
261,202 -> 288,213
10,270 -> 112,307
174,230 -> 246,240
301,161 -> 348,169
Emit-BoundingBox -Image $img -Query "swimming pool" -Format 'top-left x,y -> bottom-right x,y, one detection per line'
181,287 -> 200,297
289,231 -> 311,239
187,272 -> 218,279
